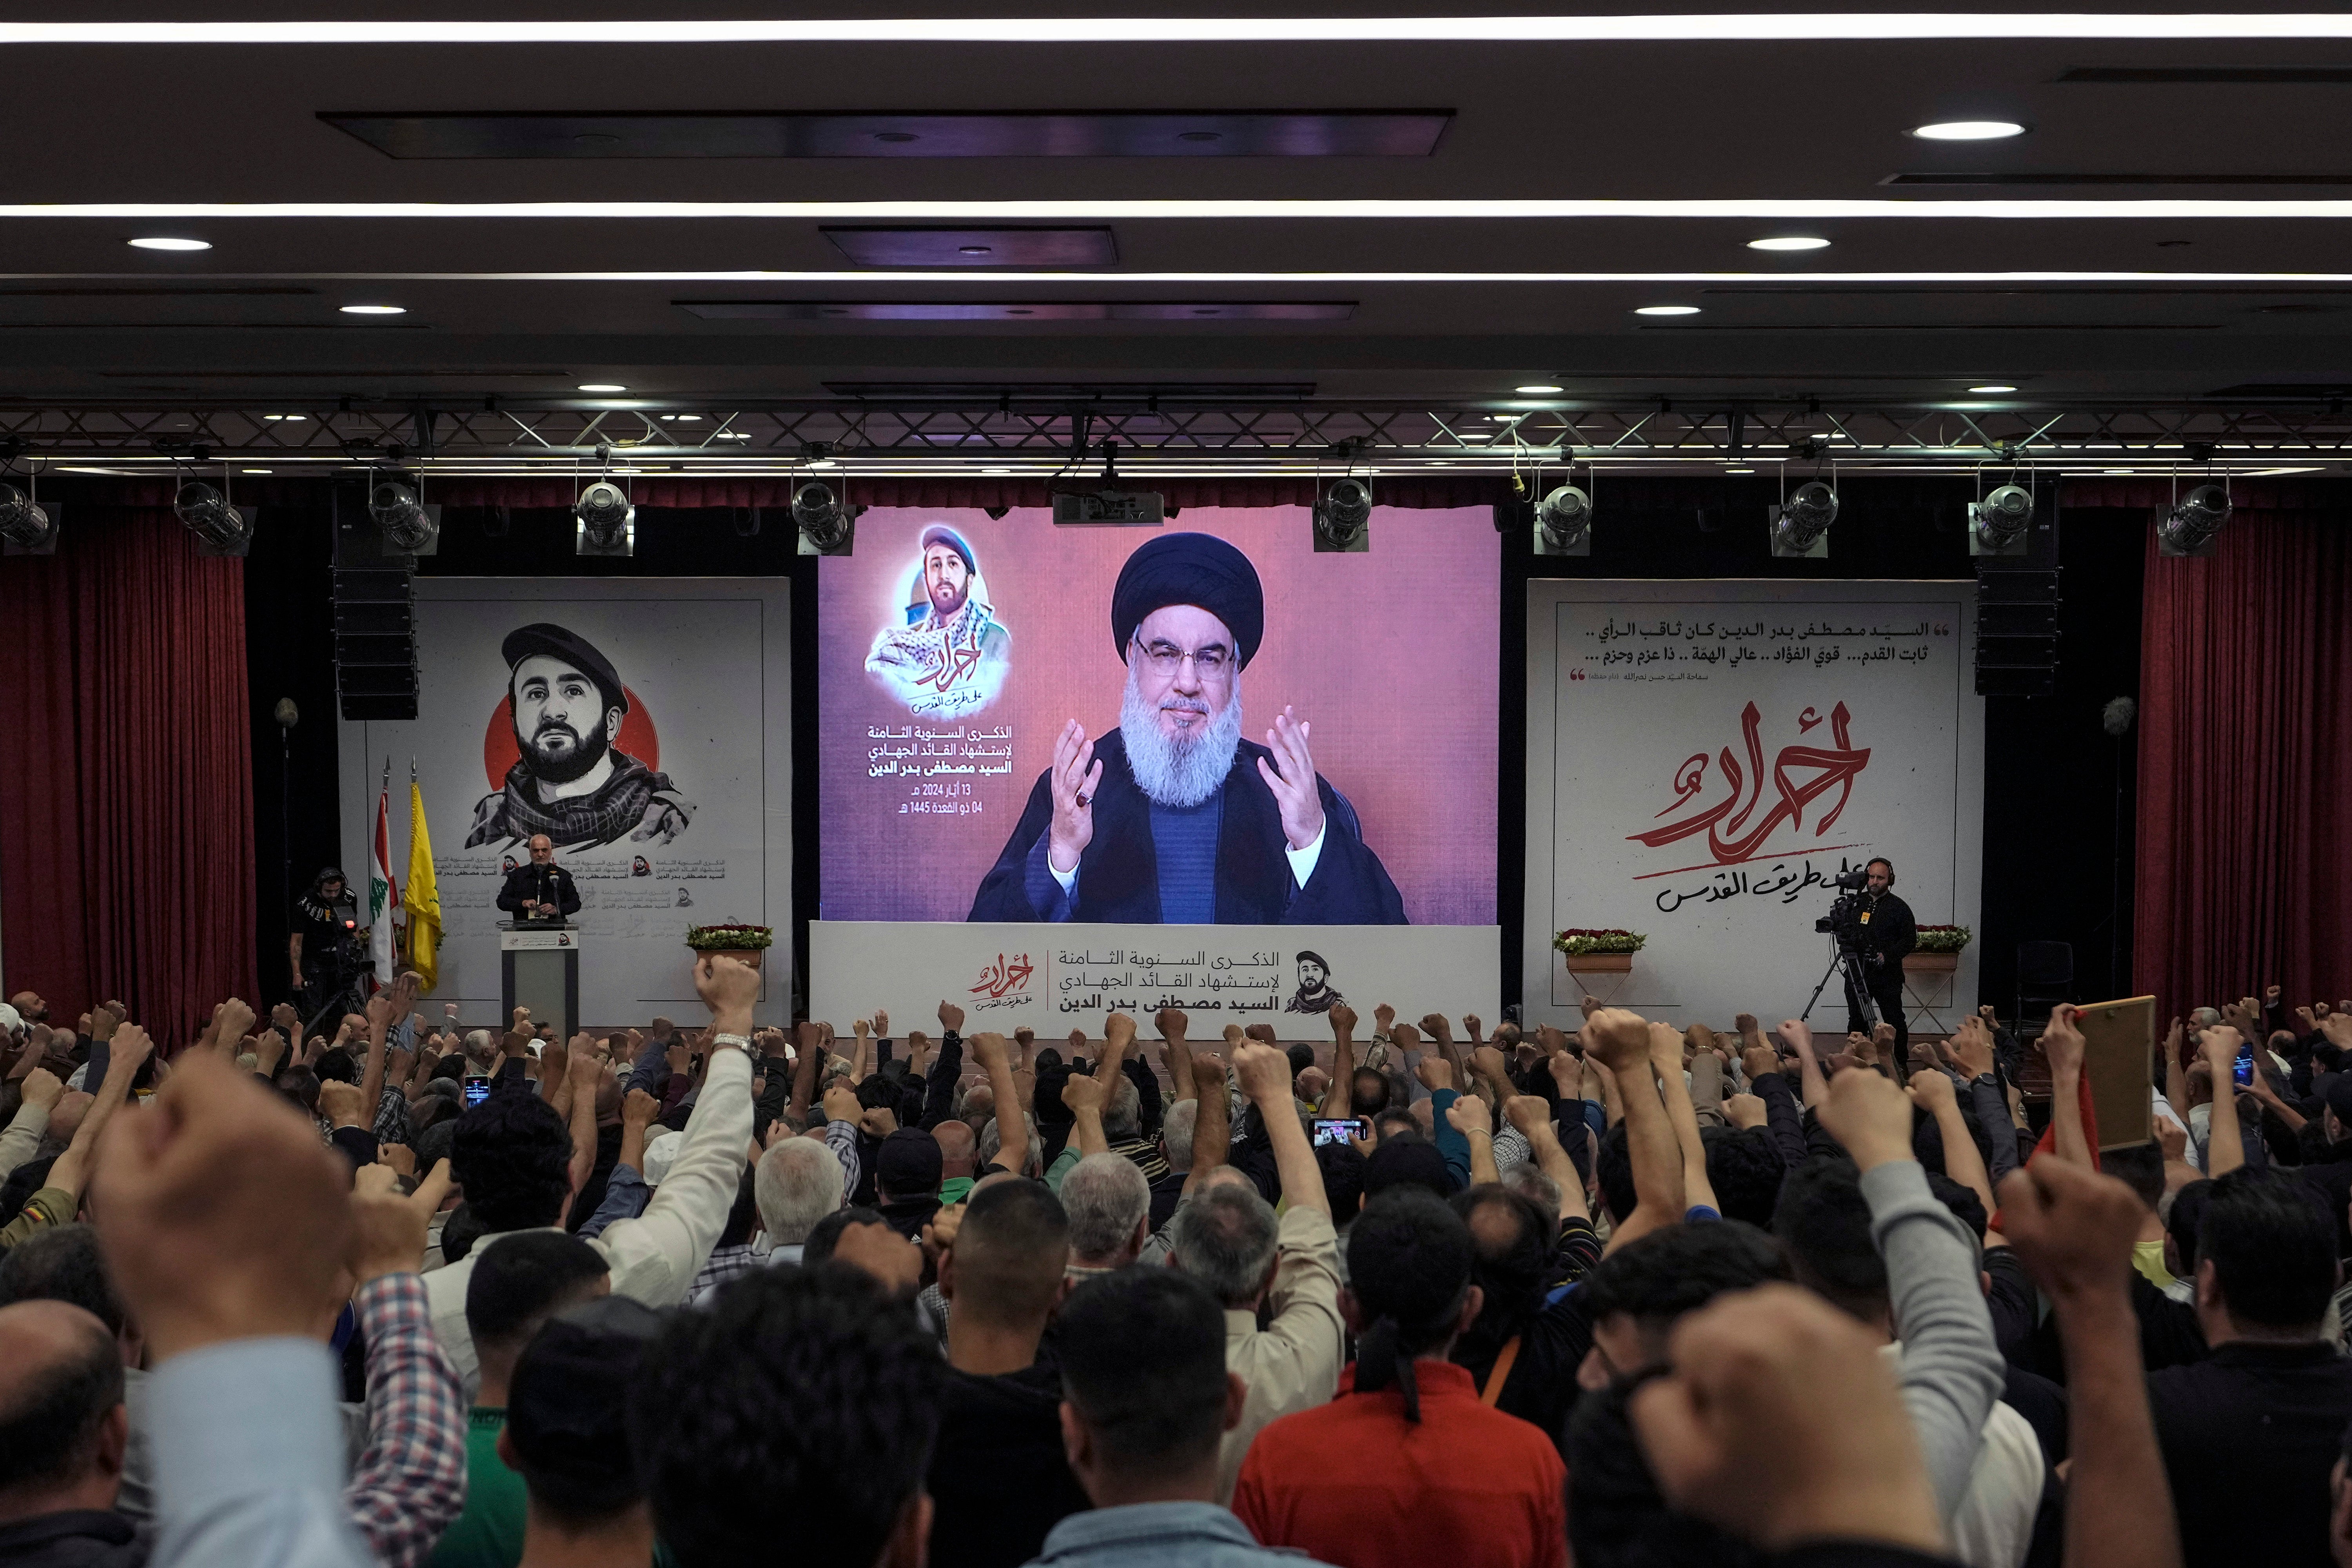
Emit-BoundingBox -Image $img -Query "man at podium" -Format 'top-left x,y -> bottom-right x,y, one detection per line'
498,833 -> 582,926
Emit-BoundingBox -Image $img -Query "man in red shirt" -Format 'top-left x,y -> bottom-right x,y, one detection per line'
1231,1189 -> 1568,1568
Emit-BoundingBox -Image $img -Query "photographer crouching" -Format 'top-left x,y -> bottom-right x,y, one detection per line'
1838,857 -> 1916,1057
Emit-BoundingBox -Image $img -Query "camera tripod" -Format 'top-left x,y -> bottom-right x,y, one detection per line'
1800,929 -> 1879,1031
298,953 -> 376,1041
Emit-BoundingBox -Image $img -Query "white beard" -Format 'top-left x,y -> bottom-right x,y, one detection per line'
1120,664 -> 1241,809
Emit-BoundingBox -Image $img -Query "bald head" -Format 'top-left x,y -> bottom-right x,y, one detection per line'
932,1120 -> 976,1178
0,1300 -> 125,1509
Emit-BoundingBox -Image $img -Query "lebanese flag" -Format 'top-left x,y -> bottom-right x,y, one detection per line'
369,773 -> 401,994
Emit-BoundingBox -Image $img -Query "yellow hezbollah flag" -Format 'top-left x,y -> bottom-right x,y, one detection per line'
405,771 -> 443,991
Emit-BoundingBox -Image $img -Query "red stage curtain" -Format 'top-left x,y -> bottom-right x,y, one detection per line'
0,508 -> 254,1044
2134,507 -> 2352,1018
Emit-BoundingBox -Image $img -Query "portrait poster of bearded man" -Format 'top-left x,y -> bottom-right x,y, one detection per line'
465,622 -> 697,850
969,531 -> 1405,925
865,523 -> 1011,716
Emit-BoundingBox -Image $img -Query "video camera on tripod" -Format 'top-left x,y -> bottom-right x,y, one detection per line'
1802,866 -> 1878,1029
1814,866 -> 1873,936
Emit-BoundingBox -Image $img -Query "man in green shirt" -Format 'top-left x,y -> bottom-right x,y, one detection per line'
428,1231 -> 610,1568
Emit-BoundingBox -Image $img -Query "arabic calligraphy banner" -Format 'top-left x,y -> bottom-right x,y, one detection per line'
1522,581 -> 1985,1029
816,507 -> 1499,926
810,921 -> 1500,1034
336,577 -> 793,1027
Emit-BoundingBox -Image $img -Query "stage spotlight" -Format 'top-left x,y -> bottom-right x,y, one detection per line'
1769,479 -> 1837,557
575,478 -> 635,558
367,478 -> 439,553
793,480 -> 857,555
0,483 -> 57,553
1312,475 -> 1372,553
1967,483 -> 2034,555
2158,483 -> 2231,557
1533,483 -> 1593,557
174,481 -> 254,555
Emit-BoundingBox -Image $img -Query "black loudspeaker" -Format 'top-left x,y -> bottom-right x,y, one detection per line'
334,481 -> 419,720
1973,486 -> 2061,697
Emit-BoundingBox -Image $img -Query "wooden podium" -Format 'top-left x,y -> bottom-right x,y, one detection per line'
500,924 -> 580,1039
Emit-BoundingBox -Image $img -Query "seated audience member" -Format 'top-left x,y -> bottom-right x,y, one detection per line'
497,1298 -> 661,1567
428,1232 -> 612,1568
1032,1267 -> 1311,1568
1170,1042 -> 1344,1503
752,1134 -> 848,1268
0,1224 -> 155,1524
1059,1153 -> 1151,1278
929,1179 -> 1092,1568
0,1299 -> 136,1568
631,1264 -> 946,1568
426,958 -> 759,1386
1232,1189 -> 1567,1568
2148,1166 -> 2352,1568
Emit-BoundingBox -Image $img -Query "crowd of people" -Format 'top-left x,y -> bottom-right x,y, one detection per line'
3,968 -> 2352,1568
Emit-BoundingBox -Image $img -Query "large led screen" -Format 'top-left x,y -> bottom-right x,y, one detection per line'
818,506 -> 1498,926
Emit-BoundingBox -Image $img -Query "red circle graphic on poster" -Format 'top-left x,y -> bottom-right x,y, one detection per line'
483,688 -> 659,790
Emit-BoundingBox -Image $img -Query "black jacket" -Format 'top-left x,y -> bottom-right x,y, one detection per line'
496,862 -> 581,920
0,1510 -> 144,1568
925,1362 -> 1091,1568
1846,889 -> 1916,963
969,728 -> 1405,924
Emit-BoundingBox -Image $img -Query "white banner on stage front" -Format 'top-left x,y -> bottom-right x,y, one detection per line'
339,577 -> 791,1027
811,921 -> 1500,1036
1522,580 -> 1984,1031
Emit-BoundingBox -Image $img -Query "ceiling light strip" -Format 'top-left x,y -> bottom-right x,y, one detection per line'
21,199 -> 2352,220
12,15 -> 2352,44
12,269 -> 2352,285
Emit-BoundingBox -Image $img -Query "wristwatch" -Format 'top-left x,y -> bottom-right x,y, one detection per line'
712,1032 -> 752,1051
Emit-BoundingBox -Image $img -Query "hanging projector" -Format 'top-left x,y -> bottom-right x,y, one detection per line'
1534,483 -> 1593,557
1312,475 -> 1372,553
1768,479 -> 1838,558
0,481 -> 58,554
1967,483 -> 2034,556
1053,439 -> 1165,526
575,479 -> 635,558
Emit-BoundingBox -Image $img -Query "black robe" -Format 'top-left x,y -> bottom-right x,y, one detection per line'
968,730 -> 1407,924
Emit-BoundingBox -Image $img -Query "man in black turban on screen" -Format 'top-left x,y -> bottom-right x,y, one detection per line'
969,532 -> 1406,924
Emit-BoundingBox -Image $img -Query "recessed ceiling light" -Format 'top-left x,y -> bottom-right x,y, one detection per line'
2104,467 -> 2136,474
1747,236 -> 1831,251
958,245 -> 993,255
260,412 -> 308,421
128,236 -> 210,251
1515,383 -> 1564,394
982,466 -> 1013,474
339,303 -> 404,314
806,458 -> 838,468
1724,466 -> 1757,473
1968,384 -> 2019,393
715,430 -> 751,439
577,382 -> 626,392
1634,304 -> 1700,316
660,413 -> 703,421
1910,120 -> 2027,141
241,468 -> 273,474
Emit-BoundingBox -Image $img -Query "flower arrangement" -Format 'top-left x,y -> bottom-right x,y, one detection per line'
1553,928 -> 1646,956
1913,925 -> 1972,954
685,923 -> 775,952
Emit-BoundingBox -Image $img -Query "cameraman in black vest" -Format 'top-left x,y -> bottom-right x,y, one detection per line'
1841,856 -> 1916,1055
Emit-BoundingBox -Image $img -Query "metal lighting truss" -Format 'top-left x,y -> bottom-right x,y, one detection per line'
5,397 -> 2350,477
